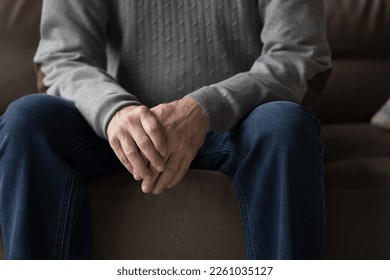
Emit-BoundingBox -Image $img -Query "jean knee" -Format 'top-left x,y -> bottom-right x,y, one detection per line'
1,94 -> 72,142
247,101 -> 321,140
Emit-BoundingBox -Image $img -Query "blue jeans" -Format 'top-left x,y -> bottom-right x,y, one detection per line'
0,94 -> 325,259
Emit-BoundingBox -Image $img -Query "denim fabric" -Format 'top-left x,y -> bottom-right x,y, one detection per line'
0,94 -> 325,259
192,102 -> 325,259
0,95 -> 124,259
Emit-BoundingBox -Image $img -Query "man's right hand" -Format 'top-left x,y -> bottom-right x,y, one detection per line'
106,105 -> 168,191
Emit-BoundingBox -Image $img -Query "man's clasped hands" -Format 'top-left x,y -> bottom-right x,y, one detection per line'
107,97 -> 209,195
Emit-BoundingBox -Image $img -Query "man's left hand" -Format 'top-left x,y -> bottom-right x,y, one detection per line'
146,97 -> 209,195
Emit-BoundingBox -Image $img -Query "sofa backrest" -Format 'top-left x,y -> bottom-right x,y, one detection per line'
0,0 -> 42,114
1,0 -> 389,122
313,0 -> 390,123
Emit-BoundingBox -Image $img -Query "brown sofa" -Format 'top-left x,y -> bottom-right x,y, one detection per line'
1,0 -> 389,260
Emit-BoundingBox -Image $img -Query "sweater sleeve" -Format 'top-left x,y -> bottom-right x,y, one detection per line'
34,0 -> 141,139
187,0 -> 332,132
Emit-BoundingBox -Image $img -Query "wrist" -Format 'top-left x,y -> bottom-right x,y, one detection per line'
182,97 -> 210,133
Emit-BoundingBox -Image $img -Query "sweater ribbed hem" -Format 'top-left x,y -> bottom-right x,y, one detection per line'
187,86 -> 236,132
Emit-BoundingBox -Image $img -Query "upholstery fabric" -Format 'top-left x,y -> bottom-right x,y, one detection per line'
321,124 -> 390,163
0,0 -> 42,114
315,0 -> 390,123
88,171 -> 244,260
326,158 -> 390,259
312,59 -> 390,123
325,0 -> 390,56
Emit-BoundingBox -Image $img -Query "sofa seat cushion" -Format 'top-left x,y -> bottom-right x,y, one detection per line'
326,158 -> 390,190
325,158 -> 390,259
322,122 -> 390,259
87,170 -> 244,260
321,123 -> 390,163
321,123 -> 390,259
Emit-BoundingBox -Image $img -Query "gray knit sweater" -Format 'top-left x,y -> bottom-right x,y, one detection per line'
34,0 -> 332,138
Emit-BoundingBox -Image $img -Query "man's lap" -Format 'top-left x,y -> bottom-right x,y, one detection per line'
2,94 -> 319,183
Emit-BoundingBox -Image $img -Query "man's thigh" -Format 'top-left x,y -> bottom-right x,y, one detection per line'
191,101 -> 322,177
1,94 -> 124,181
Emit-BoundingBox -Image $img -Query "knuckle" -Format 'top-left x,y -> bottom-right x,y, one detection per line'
137,105 -> 149,115
137,136 -> 151,149
124,149 -> 138,158
146,121 -> 159,133
119,155 -> 129,165
110,141 -> 120,151
107,134 -> 116,143
141,112 -> 157,125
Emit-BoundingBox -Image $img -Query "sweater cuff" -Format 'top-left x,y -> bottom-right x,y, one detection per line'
186,86 -> 236,132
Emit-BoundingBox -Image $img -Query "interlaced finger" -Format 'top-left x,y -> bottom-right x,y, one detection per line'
120,136 -> 152,182
132,121 -> 166,173
167,155 -> 192,189
152,154 -> 181,195
108,138 -> 135,175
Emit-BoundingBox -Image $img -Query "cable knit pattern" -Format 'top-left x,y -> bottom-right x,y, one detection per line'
123,0 -> 253,105
35,0 -> 331,138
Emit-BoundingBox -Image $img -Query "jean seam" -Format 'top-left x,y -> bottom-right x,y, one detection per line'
233,174 -> 256,260
197,145 -> 254,258
55,167 -> 75,259
61,135 -> 105,162
197,144 -> 246,164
